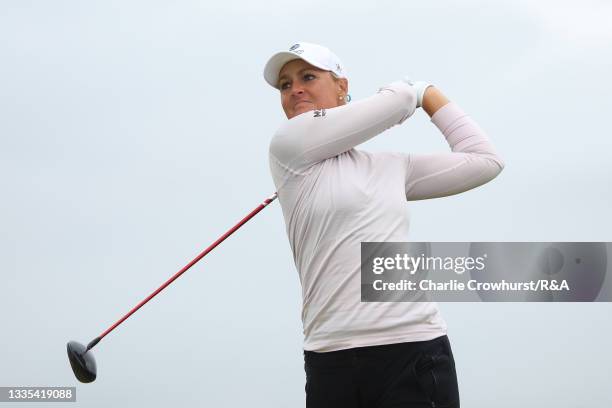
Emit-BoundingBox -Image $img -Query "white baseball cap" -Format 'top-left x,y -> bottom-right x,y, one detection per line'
263,42 -> 346,89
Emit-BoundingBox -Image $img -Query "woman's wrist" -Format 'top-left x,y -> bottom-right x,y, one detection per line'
422,86 -> 450,117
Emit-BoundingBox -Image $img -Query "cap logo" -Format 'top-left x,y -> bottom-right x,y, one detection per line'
336,63 -> 342,72
289,44 -> 301,51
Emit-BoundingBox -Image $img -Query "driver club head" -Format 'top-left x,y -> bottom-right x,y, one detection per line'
67,341 -> 97,383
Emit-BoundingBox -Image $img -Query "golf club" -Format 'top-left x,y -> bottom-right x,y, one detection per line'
67,192 -> 278,383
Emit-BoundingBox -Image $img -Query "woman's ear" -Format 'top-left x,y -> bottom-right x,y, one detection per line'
338,78 -> 349,95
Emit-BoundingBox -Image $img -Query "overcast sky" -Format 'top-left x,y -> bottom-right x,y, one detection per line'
1,1 -> 611,407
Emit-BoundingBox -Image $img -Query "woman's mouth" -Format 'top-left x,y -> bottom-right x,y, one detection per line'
294,100 -> 312,109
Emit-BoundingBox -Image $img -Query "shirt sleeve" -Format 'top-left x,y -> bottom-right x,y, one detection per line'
404,102 -> 505,201
269,81 -> 417,174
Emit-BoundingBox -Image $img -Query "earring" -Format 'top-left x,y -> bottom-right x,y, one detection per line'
338,95 -> 343,101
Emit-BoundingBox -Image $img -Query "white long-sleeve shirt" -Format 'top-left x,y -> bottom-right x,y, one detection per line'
269,81 -> 504,352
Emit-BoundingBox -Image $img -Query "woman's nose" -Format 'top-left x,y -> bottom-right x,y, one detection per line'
291,83 -> 305,95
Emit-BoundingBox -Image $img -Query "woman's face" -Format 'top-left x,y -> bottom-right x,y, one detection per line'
278,59 -> 348,119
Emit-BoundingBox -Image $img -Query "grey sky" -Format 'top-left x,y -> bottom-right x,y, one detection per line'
1,1 -> 611,407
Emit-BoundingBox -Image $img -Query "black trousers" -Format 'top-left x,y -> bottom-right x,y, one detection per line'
304,335 -> 460,408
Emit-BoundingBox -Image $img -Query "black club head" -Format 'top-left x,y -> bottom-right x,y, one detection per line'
67,341 -> 97,383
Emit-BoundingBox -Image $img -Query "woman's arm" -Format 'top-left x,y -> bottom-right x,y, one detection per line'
270,81 -> 417,173
404,89 -> 504,201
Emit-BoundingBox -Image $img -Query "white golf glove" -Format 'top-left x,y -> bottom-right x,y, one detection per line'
402,77 -> 433,108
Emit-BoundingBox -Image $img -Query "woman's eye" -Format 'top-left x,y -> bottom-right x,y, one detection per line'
279,74 -> 315,90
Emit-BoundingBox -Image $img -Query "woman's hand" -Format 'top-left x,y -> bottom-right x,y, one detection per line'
403,77 -> 450,117
402,78 -> 431,108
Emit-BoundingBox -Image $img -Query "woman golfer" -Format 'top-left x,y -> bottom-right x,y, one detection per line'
264,42 -> 504,408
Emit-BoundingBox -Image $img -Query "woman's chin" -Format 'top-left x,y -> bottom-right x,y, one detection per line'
292,105 -> 315,117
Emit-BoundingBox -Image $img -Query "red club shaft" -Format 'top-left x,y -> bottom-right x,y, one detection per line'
88,193 -> 278,350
